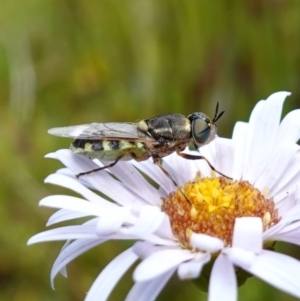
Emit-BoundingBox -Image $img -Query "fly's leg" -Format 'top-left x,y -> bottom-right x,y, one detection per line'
76,153 -> 128,178
153,157 -> 191,204
177,151 -> 232,180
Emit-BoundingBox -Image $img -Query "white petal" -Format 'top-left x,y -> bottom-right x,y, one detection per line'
154,215 -> 175,241
133,241 -> 166,259
51,238 -> 104,288
190,233 -> 224,253
162,152 -> 197,186
275,189 -> 300,215
125,269 -> 175,301
214,137 -> 235,177
277,203 -> 300,225
208,253 -> 237,301
106,160 -> 161,205
232,121 -> 248,179
194,143 -> 216,177
262,220 -> 286,239
243,92 -> 291,183
241,100 -> 265,178
132,240 -> 178,258
47,209 -> 90,226
53,150 -> 145,207
54,167 -> 102,191
45,174 -> 115,209
124,223 -> 178,246
177,252 -> 210,279
259,142 -> 299,195
270,151 -> 300,201
246,250 -> 300,299
96,207 -> 132,236
279,109 -> 300,143
263,203 -> 300,243
45,151 -> 59,159
51,149 -> 97,175
133,249 -> 194,282
135,233 -> 178,247
266,220 -> 300,245
223,247 -> 256,268
131,159 -> 174,195
40,195 -> 107,217
85,248 -> 138,301
28,225 -> 98,244
232,217 -> 262,253
122,206 -> 165,236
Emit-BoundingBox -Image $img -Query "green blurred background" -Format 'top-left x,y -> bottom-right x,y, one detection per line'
1,1 -> 300,300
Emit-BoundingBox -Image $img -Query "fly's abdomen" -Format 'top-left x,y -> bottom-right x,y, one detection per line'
71,139 -> 148,161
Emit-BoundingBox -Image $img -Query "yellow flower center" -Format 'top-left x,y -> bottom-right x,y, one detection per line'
161,173 -> 280,248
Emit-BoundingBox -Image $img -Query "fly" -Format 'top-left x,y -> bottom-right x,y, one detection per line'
48,102 -> 230,195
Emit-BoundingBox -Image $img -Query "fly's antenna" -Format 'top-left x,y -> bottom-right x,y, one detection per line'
212,100 -> 225,124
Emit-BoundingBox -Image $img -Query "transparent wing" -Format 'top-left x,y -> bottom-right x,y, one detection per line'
48,122 -> 156,142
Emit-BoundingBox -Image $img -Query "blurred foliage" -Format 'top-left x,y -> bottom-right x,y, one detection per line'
0,1 -> 300,300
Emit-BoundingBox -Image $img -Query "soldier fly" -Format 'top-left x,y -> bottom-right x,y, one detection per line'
48,102 -> 228,189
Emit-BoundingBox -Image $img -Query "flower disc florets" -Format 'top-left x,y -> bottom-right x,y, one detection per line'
161,173 -> 280,249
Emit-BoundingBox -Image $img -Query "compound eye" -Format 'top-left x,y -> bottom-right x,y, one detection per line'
192,117 -> 211,146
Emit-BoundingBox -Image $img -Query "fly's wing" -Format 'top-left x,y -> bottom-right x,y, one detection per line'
48,122 -> 156,143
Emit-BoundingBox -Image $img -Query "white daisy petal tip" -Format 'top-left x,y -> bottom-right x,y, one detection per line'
133,248 -> 194,282
45,152 -> 57,159
189,233 -> 224,253
177,252 -> 210,280
232,217 -> 263,253
96,207 -> 132,236
266,91 -> 291,102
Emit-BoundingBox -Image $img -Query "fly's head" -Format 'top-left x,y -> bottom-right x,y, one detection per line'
188,101 -> 224,149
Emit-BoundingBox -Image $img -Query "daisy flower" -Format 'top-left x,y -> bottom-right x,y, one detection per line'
28,91 -> 300,301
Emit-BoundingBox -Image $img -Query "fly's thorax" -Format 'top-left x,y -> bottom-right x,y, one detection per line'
137,113 -> 192,142
71,139 -> 149,161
